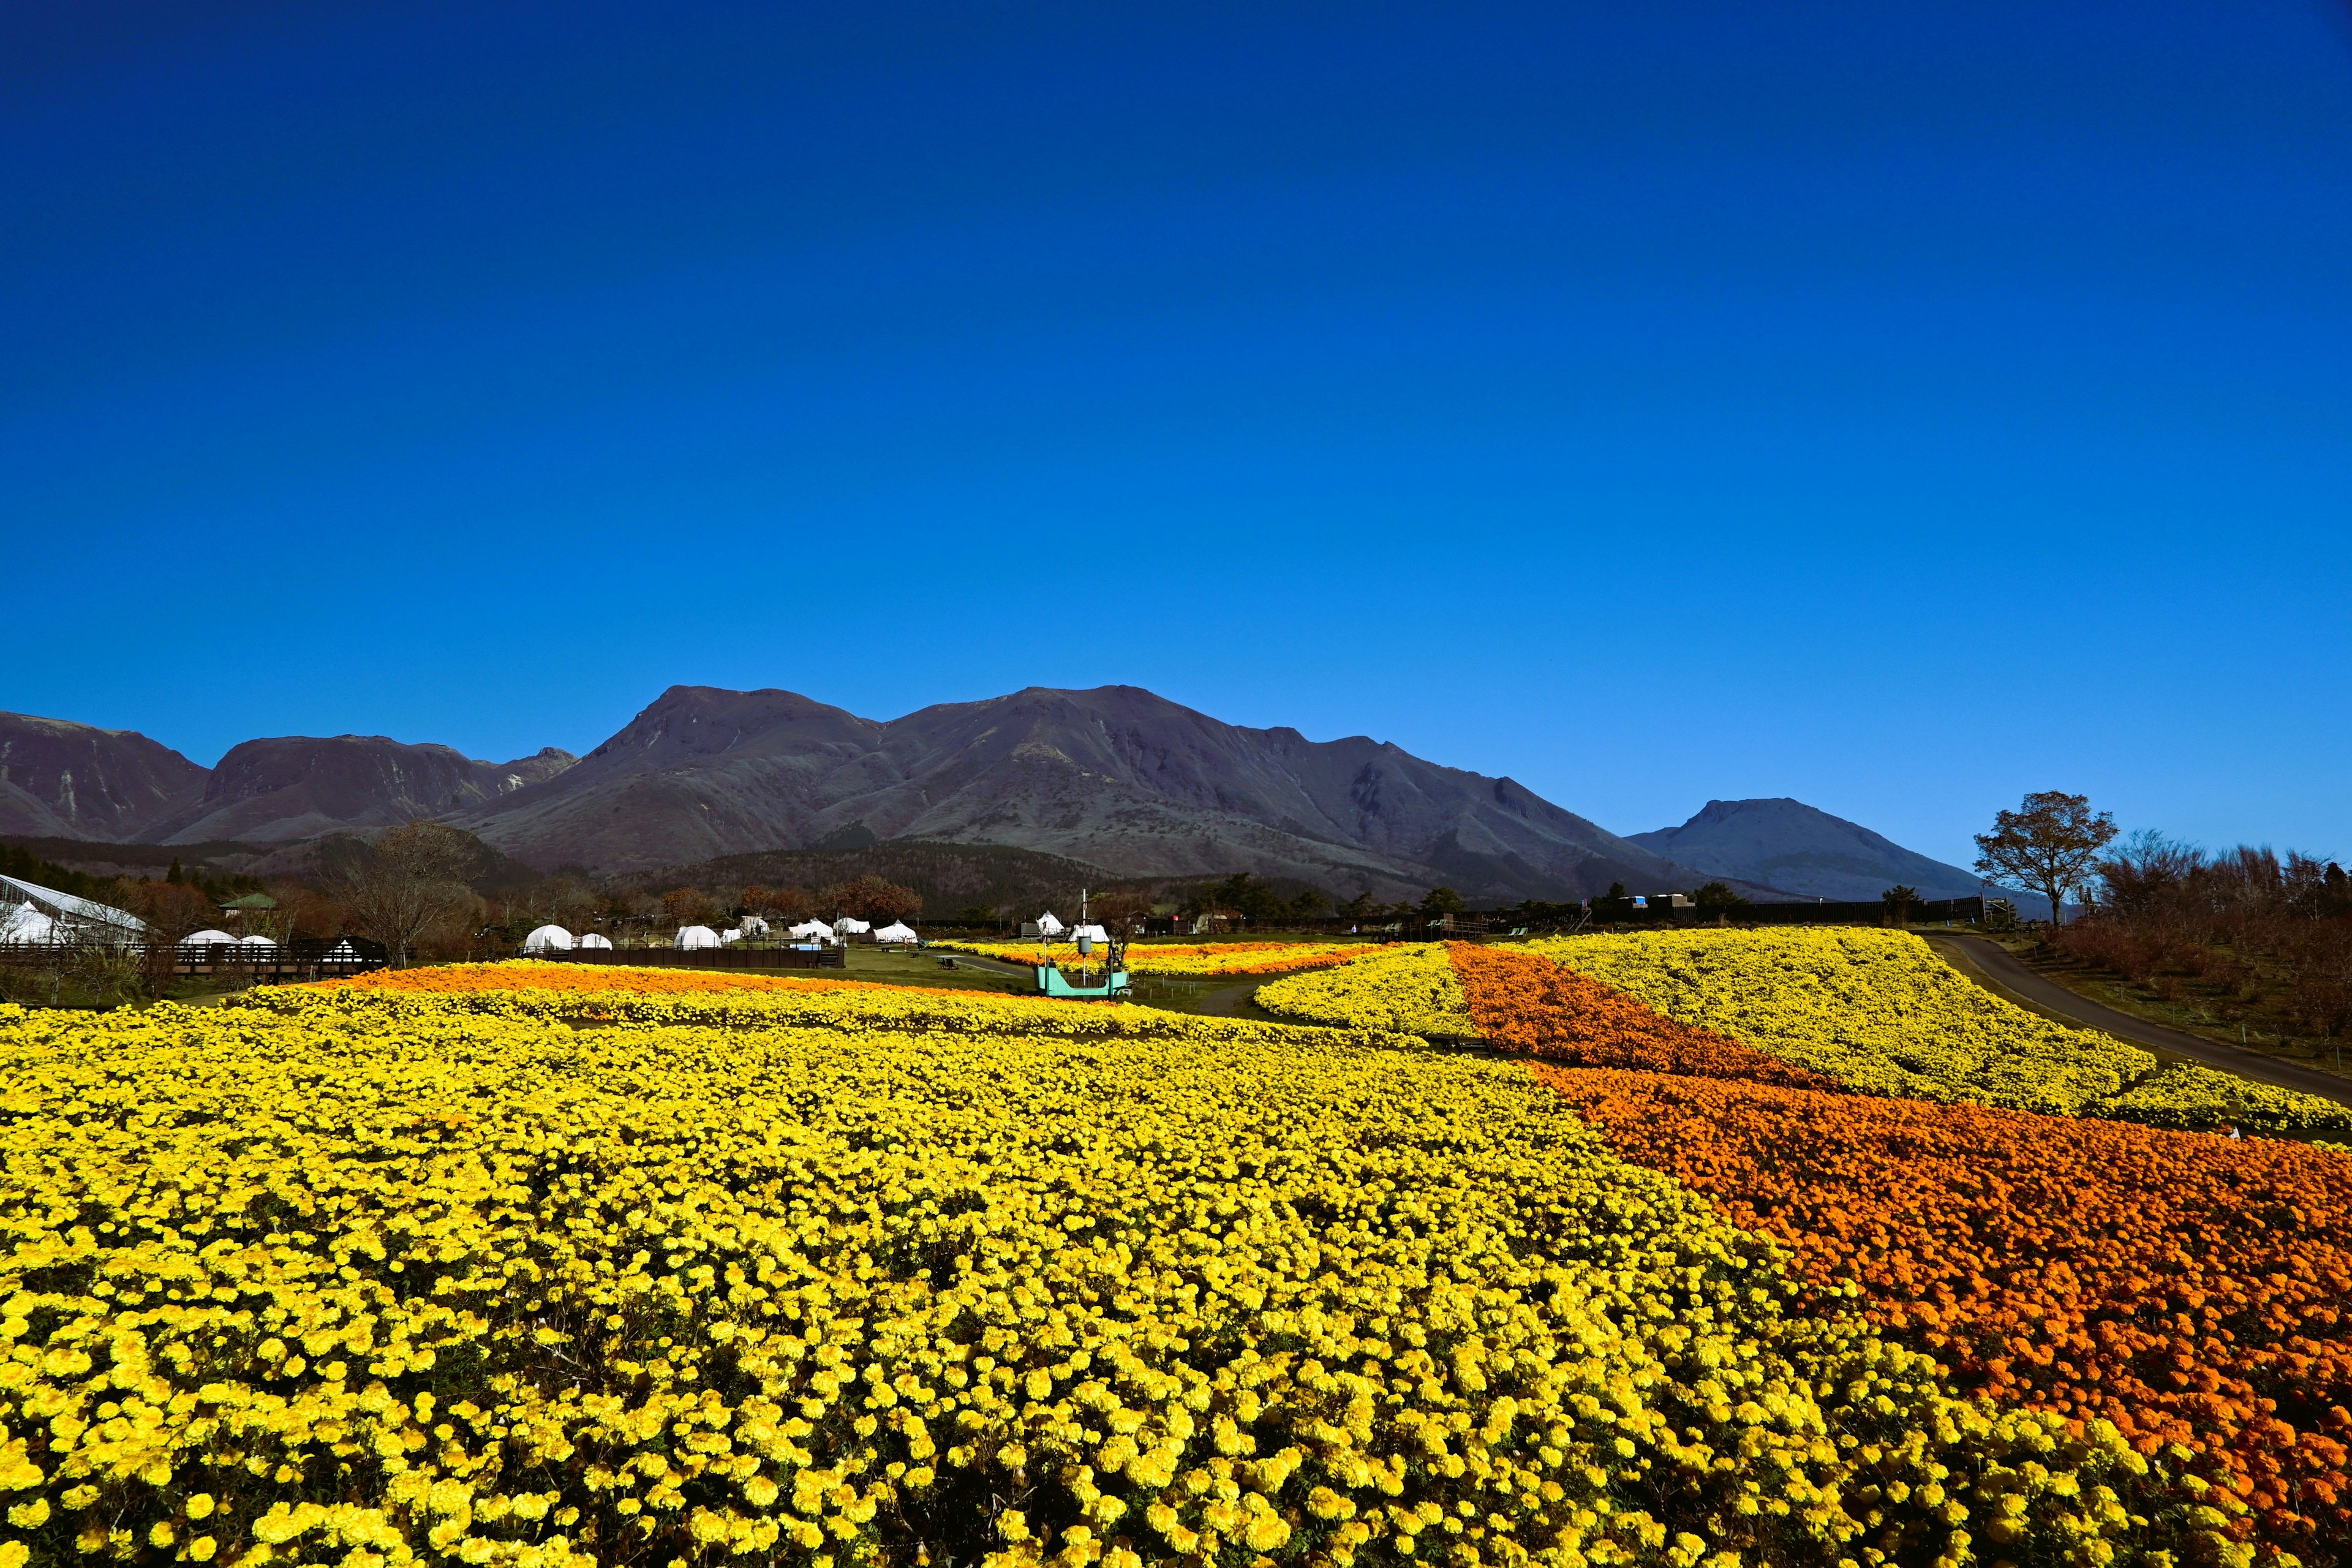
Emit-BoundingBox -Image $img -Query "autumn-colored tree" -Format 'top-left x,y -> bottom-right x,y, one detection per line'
1973,791 -> 2117,927
821,875 -> 922,924
661,887 -> 715,929
1090,890 -> 1155,943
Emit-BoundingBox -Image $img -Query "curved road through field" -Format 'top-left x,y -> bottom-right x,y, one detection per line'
1922,932 -> 2352,1107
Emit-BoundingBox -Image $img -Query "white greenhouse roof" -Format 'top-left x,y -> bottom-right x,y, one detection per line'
0,873 -> 145,932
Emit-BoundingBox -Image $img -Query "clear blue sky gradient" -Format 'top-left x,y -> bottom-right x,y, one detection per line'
7,0 -> 2350,867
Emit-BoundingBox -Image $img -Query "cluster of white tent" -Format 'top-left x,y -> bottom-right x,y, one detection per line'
521,926 -> 615,952
516,916 -> 919,953
1023,912 -> 1109,944
176,929 -> 284,954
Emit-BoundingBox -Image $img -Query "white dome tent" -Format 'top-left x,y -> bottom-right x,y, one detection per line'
522,924 -> 575,954
578,933 -> 613,949
0,905 -> 56,944
238,934 -> 278,949
674,925 -> 721,950
178,929 -> 238,952
873,921 -> 918,944
788,919 -> 835,944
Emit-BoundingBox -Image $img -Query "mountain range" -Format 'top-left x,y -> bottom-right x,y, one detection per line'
0,689 -> 1988,904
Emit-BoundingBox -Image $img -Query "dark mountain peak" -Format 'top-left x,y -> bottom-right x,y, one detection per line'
0,709 -> 210,840
587,685 -> 880,763
1629,796 -> 1983,902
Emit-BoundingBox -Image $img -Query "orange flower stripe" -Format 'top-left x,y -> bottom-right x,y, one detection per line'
314,962 -> 924,998
1534,1065 -> 2352,1558
1446,941 -> 1839,1089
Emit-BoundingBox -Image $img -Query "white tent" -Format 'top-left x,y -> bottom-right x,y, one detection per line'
674,925 -> 721,950
787,919 -> 835,943
326,938 -> 358,960
873,921 -> 918,944
578,932 -> 613,949
1070,924 -> 1108,945
1034,911 -> 1066,937
238,934 -> 278,949
833,917 -> 872,936
179,929 -> 238,949
739,915 -> 770,936
0,905 -> 56,944
721,928 -> 743,944
522,924 -> 575,953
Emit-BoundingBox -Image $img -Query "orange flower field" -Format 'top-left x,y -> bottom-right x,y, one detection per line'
1441,941 -> 2352,1564
320,960 -> 914,997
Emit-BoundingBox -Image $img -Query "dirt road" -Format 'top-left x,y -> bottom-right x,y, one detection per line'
1922,932 -> 2352,1106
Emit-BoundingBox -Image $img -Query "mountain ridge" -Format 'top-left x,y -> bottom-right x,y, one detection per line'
7,692 -> 2001,910
454,684 -> 1748,900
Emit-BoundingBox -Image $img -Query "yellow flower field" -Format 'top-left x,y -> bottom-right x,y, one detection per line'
1254,944 -> 1476,1037
0,986 -> 2217,1568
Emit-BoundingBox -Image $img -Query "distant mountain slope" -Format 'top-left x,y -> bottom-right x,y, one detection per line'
149,736 -> 577,844
0,711 -> 209,839
1627,797 -> 1986,902
462,684 -> 1766,901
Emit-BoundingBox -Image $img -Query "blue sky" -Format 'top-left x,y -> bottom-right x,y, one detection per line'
7,0 -> 2349,867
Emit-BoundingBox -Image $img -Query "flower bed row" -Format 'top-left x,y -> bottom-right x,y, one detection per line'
1530,928 -> 2352,1140
324,961 -> 910,998
0,993 -> 2217,1568
934,940 -> 1374,978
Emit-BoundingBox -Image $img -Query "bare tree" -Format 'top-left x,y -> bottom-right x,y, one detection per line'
343,821 -> 479,967
118,878 -> 216,997
1973,791 -> 2117,927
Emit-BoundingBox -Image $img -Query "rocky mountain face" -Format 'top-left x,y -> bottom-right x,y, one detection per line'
150,736 -> 579,844
1627,797 -> 1986,902
0,711 -> 209,839
0,710 -> 576,846
459,684 -> 1755,900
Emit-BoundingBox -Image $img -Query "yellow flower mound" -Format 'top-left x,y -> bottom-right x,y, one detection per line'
1525,928 -> 2145,1113
1254,943 -> 1476,1037
1526,927 -> 2352,1138
937,941 -> 1373,978
0,995 -> 2204,1567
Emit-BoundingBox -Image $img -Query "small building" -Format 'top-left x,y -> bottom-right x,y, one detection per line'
219,892 -> 277,925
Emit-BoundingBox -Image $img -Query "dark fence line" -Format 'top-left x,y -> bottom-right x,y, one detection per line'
0,935 -> 388,980
535,946 -> 848,970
